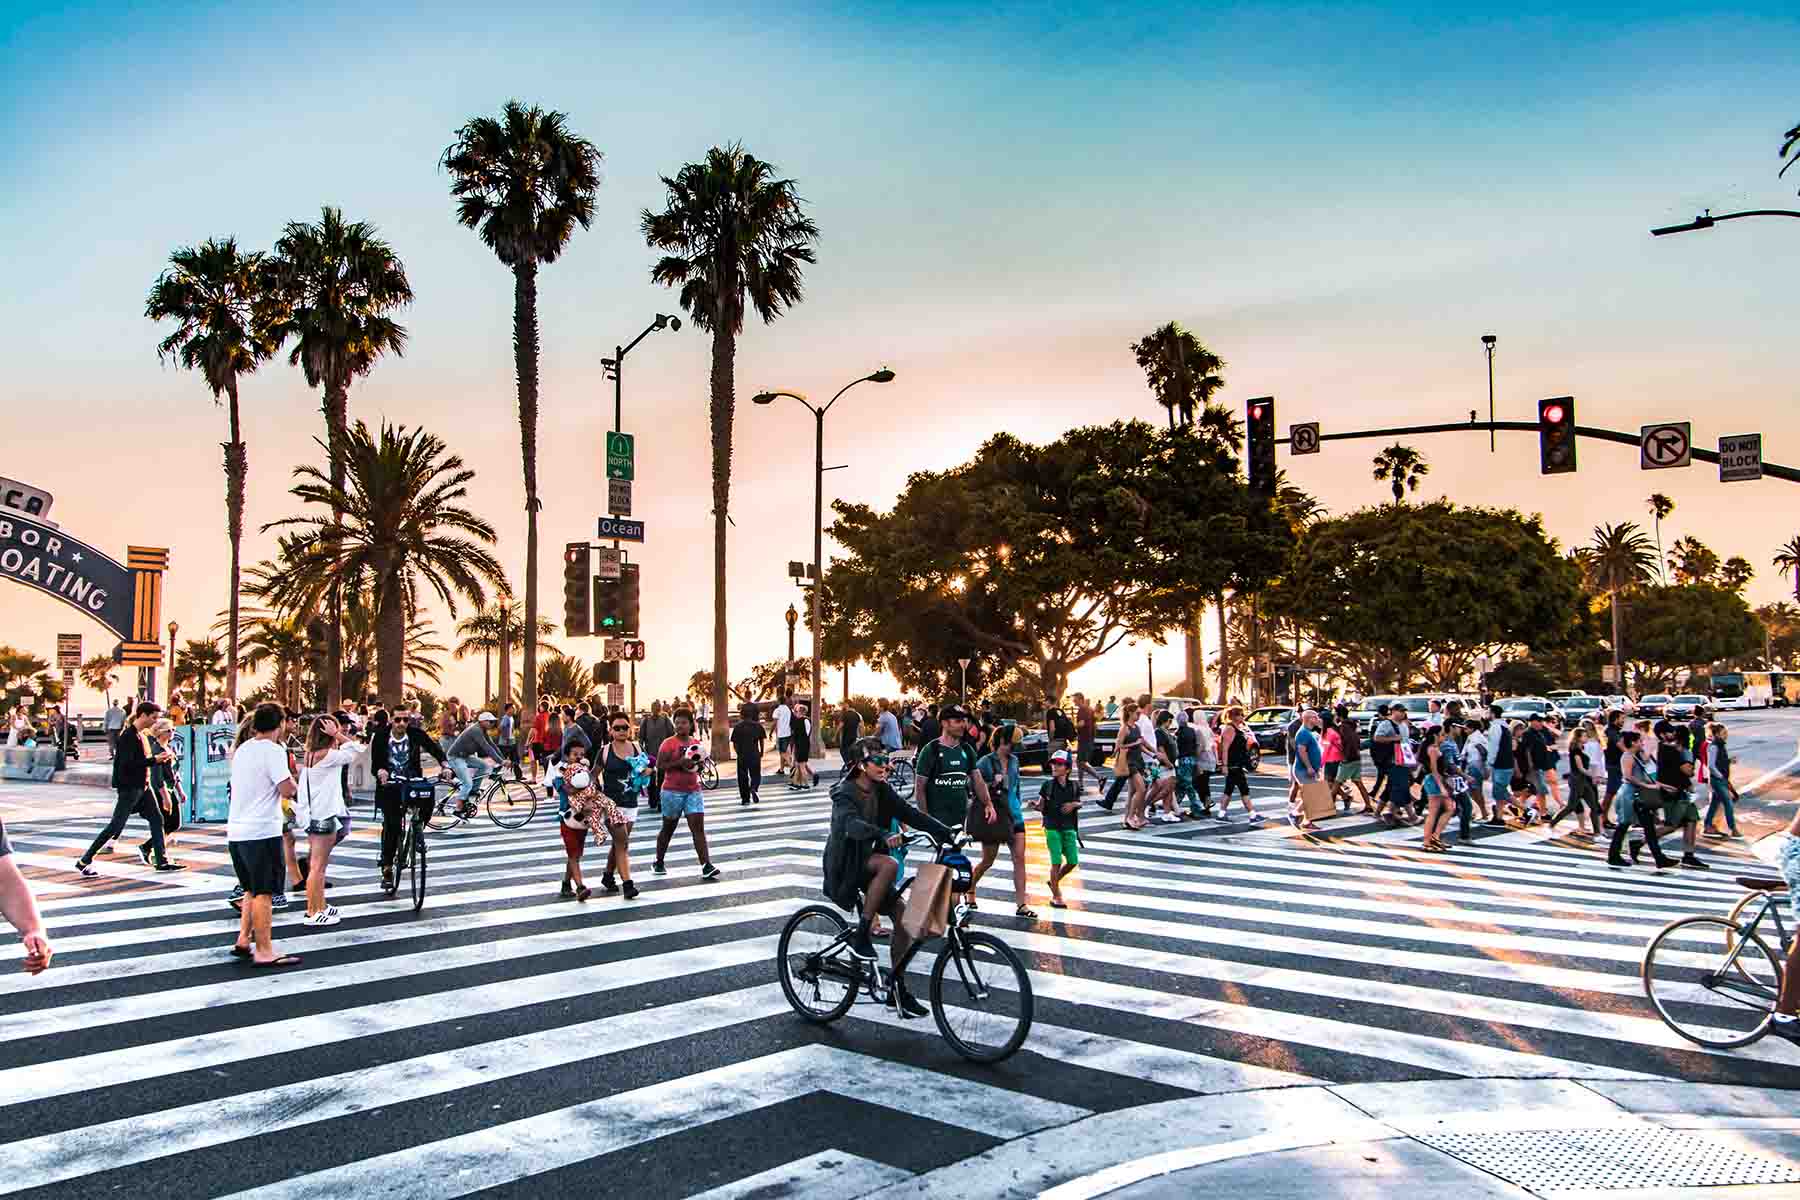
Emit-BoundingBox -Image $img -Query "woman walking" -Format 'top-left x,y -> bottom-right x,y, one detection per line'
1218,707 -> 1261,822
1191,707 -> 1218,817
1703,722 -> 1742,839
1607,730 -> 1677,870
789,702 -> 814,790
598,714 -> 645,898
528,699 -> 551,782
1549,719 -> 1602,837
1418,725 -> 1456,851
971,726 -> 1035,917
296,716 -> 363,925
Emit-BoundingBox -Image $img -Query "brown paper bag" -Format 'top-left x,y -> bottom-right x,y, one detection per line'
900,862 -> 953,940
1298,779 -> 1336,821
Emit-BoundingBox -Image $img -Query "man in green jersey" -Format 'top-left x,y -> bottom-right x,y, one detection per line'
913,704 -> 995,831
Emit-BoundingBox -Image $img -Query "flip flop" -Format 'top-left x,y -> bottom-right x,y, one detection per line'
1049,899 -> 1068,909
229,945 -> 252,959
251,954 -> 303,969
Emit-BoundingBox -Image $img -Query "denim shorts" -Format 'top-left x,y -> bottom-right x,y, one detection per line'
659,789 -> 705,819
1779,837 -> 1800,926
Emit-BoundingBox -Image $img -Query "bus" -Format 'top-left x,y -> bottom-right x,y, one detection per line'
1709,671 -> 1775,710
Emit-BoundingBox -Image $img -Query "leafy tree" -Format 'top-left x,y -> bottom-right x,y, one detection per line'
263,421 -> 506,705
442,102 -> 600,716
1622,583 -> 1762,686
1718,555 -> 1755,593
1576,521 -> 1656,688
828,421 -> 1287,707
1774,536 -> 1800,604
1130,321 -> 1225,428
1371,444 -> 1429,504
1756,601 -> 1800,664
643,144 -> 820,759
264,206 -> 414,706
0,648 -> 52,715
1264,501 -> 1584,694
146,237 -> 274,701
79,654 -> 119,706
532,652 -> 590,701
1484,659 -> 1558,697
1646,493 -> 1674,582
234,611 -> 310,711
1781,118 -> 1800,191
172,639 -> 226,711
1667,535 -> 1719,585
455,602 -> 556,705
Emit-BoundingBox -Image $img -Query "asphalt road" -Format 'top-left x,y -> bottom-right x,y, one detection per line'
0,759 -> 1793,1198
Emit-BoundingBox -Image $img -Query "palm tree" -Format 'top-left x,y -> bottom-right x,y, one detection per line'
642,143 -> 820,759
146,237 -> 273,702
264,206 -> 414,707
263,421 -> 507,705
78,654 -> 119,707
1774,536 -> 1800,604
441,101 -> 601,718
1371,444 -> 1429,503
1577,522 -> 1657,689
452,602 -> 556,704
532,651 -> 590,701
1718,556 -> 1755,593
1130,321 -> 1226,429
1781,119 -> 1799,187
235,612 -> 311,711
1666,535 -> 1720,585
172,639 -> 226,711
1645,493 -> 1674,582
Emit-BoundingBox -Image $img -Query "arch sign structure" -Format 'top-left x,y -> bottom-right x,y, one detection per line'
0,475 -> 169,683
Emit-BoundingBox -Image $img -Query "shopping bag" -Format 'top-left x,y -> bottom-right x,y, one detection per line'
900,862 -> 952,940
1298,779 -> 1336,821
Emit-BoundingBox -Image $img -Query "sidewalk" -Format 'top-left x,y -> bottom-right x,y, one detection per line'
868,1079 -> 1800,1199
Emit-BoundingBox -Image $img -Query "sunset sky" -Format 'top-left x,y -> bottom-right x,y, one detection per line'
3,1 -> 1797,712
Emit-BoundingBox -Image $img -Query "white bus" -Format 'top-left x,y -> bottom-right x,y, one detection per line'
1709,671 -> 1774,710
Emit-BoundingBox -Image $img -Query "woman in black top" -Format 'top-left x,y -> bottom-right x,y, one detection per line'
731,704 -> 765,806
597,714 -> 642,899
790,703 -> 814,790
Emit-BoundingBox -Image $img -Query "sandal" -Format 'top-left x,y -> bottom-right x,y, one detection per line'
229,944 -> 252,959
251,954 -> 303,969
1015,905 -> 1039,919
1049,899 -> 1068,909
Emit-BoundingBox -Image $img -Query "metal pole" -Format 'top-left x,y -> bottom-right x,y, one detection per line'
1146,651 -> 1153,698
629,659 -> 636,718
810,406 -> 824,757
960,662 -> 968,704
166,623 -> 178,706
1484,339 -> 1496,453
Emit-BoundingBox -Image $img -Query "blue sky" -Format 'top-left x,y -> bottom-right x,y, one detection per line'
3,1 -> 1796,704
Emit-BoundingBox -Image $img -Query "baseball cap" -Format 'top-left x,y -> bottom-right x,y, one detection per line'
478,711 -> 497,722
939,704 -> 972,721
1050,749 -> 1072,766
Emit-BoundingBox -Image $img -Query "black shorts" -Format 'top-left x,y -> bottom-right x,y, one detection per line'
229,836 -> 285,896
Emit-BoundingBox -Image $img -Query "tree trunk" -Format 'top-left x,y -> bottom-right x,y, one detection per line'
483,647 -> 492,708
709,323 -> 736,762
1215,592 -> 1230,704
1184,608 -> 1206,701
1610,588 -> 1624,692
376,555 -> 407,705
322,378 -> 350,708
223,379 -> 246,702
513,262 -> 542,714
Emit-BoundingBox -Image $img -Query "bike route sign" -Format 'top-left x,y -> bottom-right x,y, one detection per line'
1640,422 -> 1691,470
1718,433 -> 1762,483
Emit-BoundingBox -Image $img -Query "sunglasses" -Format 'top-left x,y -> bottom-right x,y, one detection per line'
611,724 -> 630,733
863,754 -> 892,767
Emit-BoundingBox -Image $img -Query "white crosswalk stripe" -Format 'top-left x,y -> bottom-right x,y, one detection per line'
1,773 -> 1790,1198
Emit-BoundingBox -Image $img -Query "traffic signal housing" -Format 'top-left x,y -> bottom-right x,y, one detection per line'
1538,397 -> 1576,475
594,572 -> 623,634
563,543 -> 591,637
618,563 -> 641,638
595,660 -> 621,684
1246,396 -> 1277,494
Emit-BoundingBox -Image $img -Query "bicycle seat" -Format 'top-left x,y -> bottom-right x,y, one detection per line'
1736,875 -> 1788,892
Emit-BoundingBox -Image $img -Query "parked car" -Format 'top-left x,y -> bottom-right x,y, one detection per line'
1546,689 -> 1588,701
1664,694 -> 1710,721
1496,696 -> 1564,723
1245,707 -> 1297,754
1014,725 -> 1051,769
1557,695 -> 1607,722
1636,693 -> 1672,719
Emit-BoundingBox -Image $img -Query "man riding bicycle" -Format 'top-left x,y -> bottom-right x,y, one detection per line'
445,712 -> 505,819
823,736 -> 958,1019
371,703 -> 447,897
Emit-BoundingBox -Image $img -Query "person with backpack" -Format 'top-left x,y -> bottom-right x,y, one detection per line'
1035,750 -> 1082,908
1702,722 -> 1742,839
913,702 -> 994,849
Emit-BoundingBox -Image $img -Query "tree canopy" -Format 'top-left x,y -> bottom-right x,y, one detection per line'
826,420 -> 1290,705
1263,500 -> 1585,693
1622,583 -> 1763,683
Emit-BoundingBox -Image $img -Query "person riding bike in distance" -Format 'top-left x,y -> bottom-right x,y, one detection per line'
824,736 -> 958,1019
446,712 -> 505,819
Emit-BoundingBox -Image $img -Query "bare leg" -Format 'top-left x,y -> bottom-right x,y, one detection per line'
685,812 -> 711,866
1009,831 -> 1029,907
970,841 -> 999,904
610,823 -> 633,881
861,854 -> 896,924
249,895 -> 276,962
567,848 -> 586,892
281,831 -> 299,895
305,833 -> 334,916
655,817 -> 678,867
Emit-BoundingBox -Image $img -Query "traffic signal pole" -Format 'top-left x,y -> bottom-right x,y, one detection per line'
1272,419 -> 1800,483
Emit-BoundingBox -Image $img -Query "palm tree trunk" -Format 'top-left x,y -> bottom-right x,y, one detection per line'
223,379 -> 246,702
709,322 -> 735,762
513,262 -> 542,714
1184,608 -> 1206,701
1215,592 -> 1230,703
483,647 -> 492,707
322,377 -> 350,708
376,558 -> 407,705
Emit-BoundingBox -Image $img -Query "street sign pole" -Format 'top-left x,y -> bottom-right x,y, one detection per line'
958,657 -> 971,704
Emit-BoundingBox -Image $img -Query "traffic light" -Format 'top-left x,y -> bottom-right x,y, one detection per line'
563,543 -> 591,637
1538,396 -> 1577,475
595,660 -> 620,685
1246,396 -> 1277,494
593,572 -> 623,633
618,563 -> 641,638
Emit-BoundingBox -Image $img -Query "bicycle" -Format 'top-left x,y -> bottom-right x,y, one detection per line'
776,833 -> 1034,1063
698,753 -> 721,792
390,778 -> 433,912
1642,873 -> 1792,1048
886,754 -> 916,797
426,759 -> 540,831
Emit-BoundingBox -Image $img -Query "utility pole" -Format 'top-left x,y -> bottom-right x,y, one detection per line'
1482,334 -> 1497,452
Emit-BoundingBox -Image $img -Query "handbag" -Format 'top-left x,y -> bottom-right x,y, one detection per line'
962,785 -> 1012,843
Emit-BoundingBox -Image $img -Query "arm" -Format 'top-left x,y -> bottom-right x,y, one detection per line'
895,794 -> 956,843
971,760 -> 994,818
0,855 -> 50,974
656,740 -> 682,772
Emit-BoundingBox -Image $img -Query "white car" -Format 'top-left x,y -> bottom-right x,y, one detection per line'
1557,696 -> 1607,722
1496,696 -> 1565,724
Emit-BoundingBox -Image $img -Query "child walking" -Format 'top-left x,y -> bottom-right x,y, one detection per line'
1035,751 -> 1082,908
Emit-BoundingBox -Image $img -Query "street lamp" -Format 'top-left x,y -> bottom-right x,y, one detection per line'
497,596 -> 512,709
167,620 -> 179,706
754,367 -> 897,738
601,314 -> 681,432
1480,334 -> 1497,453
1651,208 -> 1800,236
785,604 -> 798,683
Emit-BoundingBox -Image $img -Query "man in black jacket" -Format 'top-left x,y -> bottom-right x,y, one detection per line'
371,702 -> 447,895
76,701 -> 183,874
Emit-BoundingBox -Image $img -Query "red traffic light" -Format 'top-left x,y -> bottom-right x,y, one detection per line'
1249,404 -> 1265,421
1542,404 -> 1565,425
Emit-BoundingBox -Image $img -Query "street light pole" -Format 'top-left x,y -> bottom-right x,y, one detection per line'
497,598 -> 512,709
166,621 -> 179,707
1481,334 -> 1497,453
1650,208 -> 1800,236
753,368 -> 896,754
958,657 -> 970,705
1146,648 -> 1154,699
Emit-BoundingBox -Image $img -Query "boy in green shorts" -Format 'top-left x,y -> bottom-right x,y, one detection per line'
1036,750 -> 1082,908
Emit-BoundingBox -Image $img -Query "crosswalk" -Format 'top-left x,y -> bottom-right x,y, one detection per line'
0,770 -> 1793,1197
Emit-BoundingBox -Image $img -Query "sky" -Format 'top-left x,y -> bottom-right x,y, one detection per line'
2,0 -> 1797,713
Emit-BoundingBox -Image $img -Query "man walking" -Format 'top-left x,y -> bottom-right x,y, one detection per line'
772,693 -> 795,777
228,704 -> 301,967
914,704 -> 994,834
1073,693 -> 1103,793
875,699 -> 902,752
103,699 -> 125,759
1290,709 -> 1324,831
75,701 -> 184,875
653,708 -> 720,880
639,702 -> 675,813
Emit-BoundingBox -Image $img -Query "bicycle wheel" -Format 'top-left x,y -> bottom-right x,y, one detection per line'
424,791 -> 461,832
777,905 -> 859,1023
701,761 -> 720,791
1642,915 -> 1781,1049
485,777 -> 539,829
889,758 -> 916,797
931,929 -> 1033,1063
409,824 -> 427,913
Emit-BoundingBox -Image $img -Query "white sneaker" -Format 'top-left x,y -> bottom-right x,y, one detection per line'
323,905 -> 340,919
300,910 -> 341,927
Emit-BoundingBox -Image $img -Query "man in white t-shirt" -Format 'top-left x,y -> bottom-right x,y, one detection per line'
228,703 -> 300,968
773,695 -> 794,776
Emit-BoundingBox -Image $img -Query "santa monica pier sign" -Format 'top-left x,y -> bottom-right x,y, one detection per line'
0,475 -> 169,667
